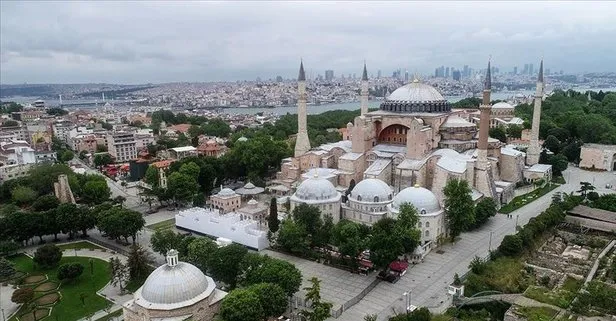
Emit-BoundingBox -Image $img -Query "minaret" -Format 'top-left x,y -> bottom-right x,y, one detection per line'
526,59 -> 544,165
294,60 -> 311,157
476,60 -> 492,170
360,62 -> 369,115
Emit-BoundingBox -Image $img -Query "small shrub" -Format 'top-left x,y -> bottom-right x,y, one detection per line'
539,275 -> 550,287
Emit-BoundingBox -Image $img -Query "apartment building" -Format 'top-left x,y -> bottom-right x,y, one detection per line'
0,139 -> 37,182
107,132 -> 137,162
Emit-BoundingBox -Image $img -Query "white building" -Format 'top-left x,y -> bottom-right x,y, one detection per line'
289,174 -> 342,223
175,207 -> 269,250
0,140 -> 37,182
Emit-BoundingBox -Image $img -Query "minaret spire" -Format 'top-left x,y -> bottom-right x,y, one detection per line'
360,62 -> 369,115
294,60 -> 311,157
527,58 -> 545,165
477,58 -> 493,170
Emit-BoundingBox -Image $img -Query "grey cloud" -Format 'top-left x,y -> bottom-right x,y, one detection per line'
1,1 -> 615,83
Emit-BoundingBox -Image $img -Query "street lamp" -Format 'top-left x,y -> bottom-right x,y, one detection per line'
403,290 -> 412,313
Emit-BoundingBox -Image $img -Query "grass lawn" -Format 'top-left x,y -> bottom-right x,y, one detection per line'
516,307 -> 558,321
524,277 -> 582,309
8,254 -> 112,321
551,175 -> 566,184
146,218 -> 175,231
499,183 -> 560,214
57,241 -> 106,251
95,309 -> 122,321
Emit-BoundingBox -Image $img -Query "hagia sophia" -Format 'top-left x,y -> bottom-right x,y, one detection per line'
280,59 -> 552,257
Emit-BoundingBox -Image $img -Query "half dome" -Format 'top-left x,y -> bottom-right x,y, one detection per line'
492,102 -> 514,109
349,178 -> 393,203
391,185 -> 441,213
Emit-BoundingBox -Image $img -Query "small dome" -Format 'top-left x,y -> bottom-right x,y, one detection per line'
218,188 -> 236,197
247,199 -> 258,205
244,182 -> 256,189
392,185 -> 440,213
294,176 -> 338,201
140,261 -> 211,306
349,178 -> 393,203
388,81 -> 446,102
492,102 -> 514,109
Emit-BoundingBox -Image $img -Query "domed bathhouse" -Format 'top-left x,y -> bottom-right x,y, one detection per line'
342,178 -> 393,225
276,60 -> 552,208
123,249 -> 227,321
290,172 -> 342,223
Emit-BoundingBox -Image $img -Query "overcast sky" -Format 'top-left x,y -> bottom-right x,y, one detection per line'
1,1 -> 615,84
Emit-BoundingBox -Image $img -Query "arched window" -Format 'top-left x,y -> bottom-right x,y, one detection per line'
425,221 -> 430,228
425,230 -> 430,237
357,195 -> 362,201
374,196 -> 379,202
418,222 -> 422,228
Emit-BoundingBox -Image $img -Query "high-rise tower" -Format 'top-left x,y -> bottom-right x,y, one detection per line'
294,61 -> 311,157
361,62 -> 369,115
526,59 -> 544,165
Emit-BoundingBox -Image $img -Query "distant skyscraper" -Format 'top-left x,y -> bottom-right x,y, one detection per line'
463,65 -> 469,78
529,63 -> 534,75
523,64 -> 529,75
513,66 -> 518,75
546,68 -> 550,75
404,70 -> 409,82
377,70 -> 382,79
353,73 -> 356,79
325,70 -> 334,81
445,67 -> 450,78
453,70 -> 461,81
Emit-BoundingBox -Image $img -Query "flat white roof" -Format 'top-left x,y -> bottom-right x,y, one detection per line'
171,146 -> 197,152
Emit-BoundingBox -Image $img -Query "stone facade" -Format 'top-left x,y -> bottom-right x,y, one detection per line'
123,297 -> 221,321
579,143 -> 616,171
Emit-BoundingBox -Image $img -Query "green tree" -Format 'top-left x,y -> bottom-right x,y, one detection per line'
127,244 -> 153,281
31,195 -> 60,212
59,149 -> 75,163
207,243 -> 247,289
144,165 -> 160,187
239,254 -> 302,296
33,244 -> 63,268
276,218 -> 310,255
11,287 -> 34,304
395,203 -> 422,253
0,257 -> 15,279
56,203 -> 79,238
498,234 -> 523,257
301,277 -> 333,321
292,203 -> 323,244
76,206 -> 97,237
81,180 -> 111,205
369,217 -> 404,270
109,257 -> 128,291
11,186 -> 38,206
179,162 -> 200,178
577,182 -> 596,199
220,288 -> 264,321
543,135 -> 561,154
506,124 -> 523,139
332,220 -> 367,266
489,126 -> 507,143
93,154 -> 113,168
186,237 -> 217,273
246,283 -> 288,318
474,197 -> 498,228
443,179 -> 476,241
150,229 -> 184,257
389,307 -> 432,321
167,172 -> 199,206
57,263 -> 84,282
268,197 -> 280,233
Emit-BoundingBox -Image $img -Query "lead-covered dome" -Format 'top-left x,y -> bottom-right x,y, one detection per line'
293,176 -> 339,201
492,102 -> 514,109
381,80 -> 451,113
391,185 -> 441,213
218,188 -> 236,197
137,250 -> 215,310
349,179 -> 393,203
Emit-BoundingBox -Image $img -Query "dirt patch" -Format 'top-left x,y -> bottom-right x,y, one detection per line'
22,275 -> 46,285
34,292 -> 60,305
18,308 -> 50,321
33,281 -> 59,292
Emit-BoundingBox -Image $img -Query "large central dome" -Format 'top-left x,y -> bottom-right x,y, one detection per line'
380,80 -> 451,113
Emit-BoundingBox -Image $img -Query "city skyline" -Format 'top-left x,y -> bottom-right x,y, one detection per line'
1,1 -> 616,84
